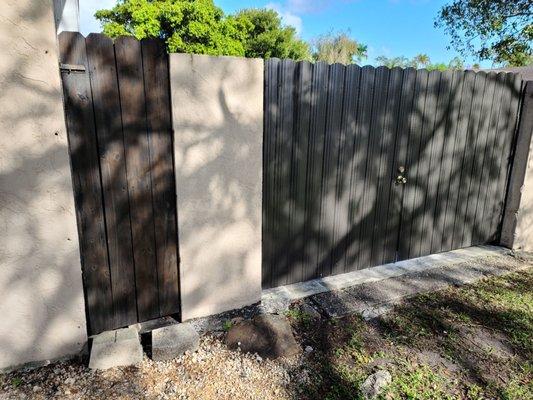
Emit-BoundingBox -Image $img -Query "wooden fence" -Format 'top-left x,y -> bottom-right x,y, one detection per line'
59,32 -> 180,335
263,59 -> 523,288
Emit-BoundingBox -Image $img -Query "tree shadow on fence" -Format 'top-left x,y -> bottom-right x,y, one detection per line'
263,59 -> 522,289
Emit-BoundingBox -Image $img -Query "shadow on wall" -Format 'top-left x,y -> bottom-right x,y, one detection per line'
171,54 -> 263,320
263,60 -> 523,288
0,1 -> 86,369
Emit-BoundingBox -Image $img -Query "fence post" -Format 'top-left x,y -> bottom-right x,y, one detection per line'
500,81 -> 533,249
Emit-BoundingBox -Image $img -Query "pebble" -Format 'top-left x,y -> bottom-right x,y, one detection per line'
305,346 -> 313,353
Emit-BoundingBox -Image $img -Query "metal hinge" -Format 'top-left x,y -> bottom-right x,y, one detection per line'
59,63 -> 86,73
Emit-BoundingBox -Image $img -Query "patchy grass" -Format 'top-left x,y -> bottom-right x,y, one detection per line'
285,307 -> 313,328
222,320 -> 233,332
292,269 -> 533,399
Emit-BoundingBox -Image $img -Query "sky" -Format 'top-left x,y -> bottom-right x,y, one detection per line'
79,0 -> 490,67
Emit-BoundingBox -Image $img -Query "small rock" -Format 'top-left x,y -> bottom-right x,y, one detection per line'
304,346 -> 313,353
360,370 -> 392,399
32,386 -> 41,393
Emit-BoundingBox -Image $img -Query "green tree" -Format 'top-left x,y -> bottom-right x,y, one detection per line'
376,54 -> 465,70
375,55 -> 410,68
410,53 -> 431,68
435,0 -> 533,66
234,9 -> 310,60
95,0 -> 310,60
312,31 -> 367,64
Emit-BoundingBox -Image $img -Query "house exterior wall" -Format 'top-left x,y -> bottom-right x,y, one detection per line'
53,0 -> 80,33
0,0 -> 86,370
170,54 -> 263,321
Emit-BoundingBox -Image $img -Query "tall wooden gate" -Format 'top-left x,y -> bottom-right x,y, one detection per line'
59,32 -> 180,335
263,59 -> 523,288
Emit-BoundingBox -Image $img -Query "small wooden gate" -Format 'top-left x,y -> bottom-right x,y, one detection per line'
263,60 -> 524,288
59,32 -> 180,335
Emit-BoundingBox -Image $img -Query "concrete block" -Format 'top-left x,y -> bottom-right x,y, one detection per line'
151,323 -> 199,361
89,328 -> 143,370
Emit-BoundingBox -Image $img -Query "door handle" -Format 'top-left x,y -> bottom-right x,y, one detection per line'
395,174 -> 407,185
395,166 -> 407,185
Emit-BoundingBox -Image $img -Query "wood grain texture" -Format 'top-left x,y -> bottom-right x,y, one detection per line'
85,33 -> 137,328
58,32 -> 113,334
141,39 -> 180,316
115,36 -> 159,322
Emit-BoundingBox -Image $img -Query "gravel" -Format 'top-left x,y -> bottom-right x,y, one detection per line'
0,334 -> 305,400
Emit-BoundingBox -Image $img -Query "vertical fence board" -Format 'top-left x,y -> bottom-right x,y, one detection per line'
335,65 -> 361,273
442,71 -> 475,251
451,72 -> 485,249
398,69 -> 429,259
473,73 -> 505,244
370,67 -> 401,266
418,71 -> 448,257
383,68 -> 417,263
454,73 -> 487,249
429,71 -> 460,254
290,61 -> 312,283
58,32 -> 113,334
304,62 -> 328,280
358,67 -> 390,268
115,36 -> 159,321
464,74 -> 497,246
318,64 -> 346,276
85,33 -> 137,328
141,39 -> 180,316
262,58 -> 278,288
345,66 -> 375,270
411,71 -> 442,258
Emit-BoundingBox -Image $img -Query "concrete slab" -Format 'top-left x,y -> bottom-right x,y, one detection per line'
151,323 -> 199,361
262,246 -> 511,309
89,327 -> 143,370
262,246 -> 524,321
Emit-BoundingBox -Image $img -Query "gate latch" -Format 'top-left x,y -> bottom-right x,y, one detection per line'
59,63 -> 86,73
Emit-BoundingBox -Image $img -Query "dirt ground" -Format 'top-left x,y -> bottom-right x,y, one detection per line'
1,260 -> 532,400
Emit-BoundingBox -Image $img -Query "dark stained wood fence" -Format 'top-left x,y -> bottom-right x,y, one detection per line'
59,32 -> 179,335
263,59 -> 523,289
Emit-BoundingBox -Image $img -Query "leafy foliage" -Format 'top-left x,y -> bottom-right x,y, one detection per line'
312,31 -> 367,64
95,0 -> 310,59
234,9 -> 311,60
375,54 -> 465,70
435,0 -> 533,66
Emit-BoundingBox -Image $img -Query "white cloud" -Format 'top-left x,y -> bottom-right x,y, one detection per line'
287,0 -> 328,13
266,2 -> 303,34
79,0 -> 117,35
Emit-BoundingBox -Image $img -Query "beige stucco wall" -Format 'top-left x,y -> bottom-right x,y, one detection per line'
0,0 -> 86,370
170,54 -> 263,321
514,149 -> 533,251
